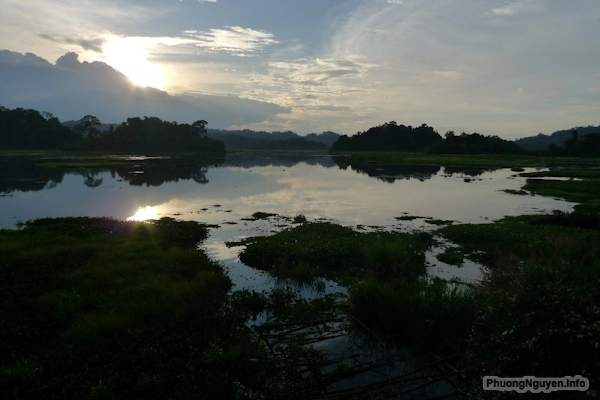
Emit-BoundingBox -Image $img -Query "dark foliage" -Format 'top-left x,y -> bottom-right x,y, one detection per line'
330,122 -> 442,152
427,131 -> 521,154
82,116 -> 225,153
0,106 -> 82,149
547,131 -> 600,157
528,210 -> 600,230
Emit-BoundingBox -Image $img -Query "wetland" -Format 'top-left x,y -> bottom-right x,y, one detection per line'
1,151 -> 599,399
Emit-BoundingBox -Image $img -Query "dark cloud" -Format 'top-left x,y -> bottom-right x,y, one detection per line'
0,50 -> 289,128
39,34 -> 105,53
296,105 -> 352,112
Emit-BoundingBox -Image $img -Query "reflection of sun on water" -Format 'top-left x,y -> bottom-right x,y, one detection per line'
104,39 -> 164,89
127,206 -> 160,221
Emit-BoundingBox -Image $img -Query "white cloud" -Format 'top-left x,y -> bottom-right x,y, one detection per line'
491,4 -> 522,16
184,26 -> 279,56
268,58 -> 373,86
489,0 -> 542,17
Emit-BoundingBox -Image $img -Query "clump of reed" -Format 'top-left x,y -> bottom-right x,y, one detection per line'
239,222 -> 432,282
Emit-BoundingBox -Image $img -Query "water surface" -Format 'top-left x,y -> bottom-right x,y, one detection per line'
0,152 -> 574,286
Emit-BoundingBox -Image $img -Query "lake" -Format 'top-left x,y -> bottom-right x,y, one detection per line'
0,152 -> 574,288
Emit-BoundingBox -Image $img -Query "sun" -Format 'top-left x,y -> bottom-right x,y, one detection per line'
104,39 -> 165,89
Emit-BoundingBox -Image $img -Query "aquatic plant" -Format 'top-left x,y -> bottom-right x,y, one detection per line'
239,222 -> 432,282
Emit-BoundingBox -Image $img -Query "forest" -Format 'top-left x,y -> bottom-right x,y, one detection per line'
1,106 -> 599,157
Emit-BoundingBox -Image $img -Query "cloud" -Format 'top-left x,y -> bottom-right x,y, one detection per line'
489,0 -> 541,17
183,26 -> 279,56
264,58 -> 375,93
38,34 -> 105,53
491,5 -> 521,16
0,50 -> 288,128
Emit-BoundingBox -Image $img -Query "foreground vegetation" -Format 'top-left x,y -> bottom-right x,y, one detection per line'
0,217 -> 344,399
233,216 -> 599,397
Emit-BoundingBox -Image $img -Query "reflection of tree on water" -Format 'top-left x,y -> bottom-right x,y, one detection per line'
82,171 -> 103,188
0,155 -> 224,194
332,157 -> 441,182
0,156 -> 65,194
116,160 -> 213,186
223,152 -> 336,169
191,167 -> 209,184
442,167 -> 495,177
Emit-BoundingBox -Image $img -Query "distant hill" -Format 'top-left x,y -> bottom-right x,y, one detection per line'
515,126 -> 600,151
206,129 -> 339,150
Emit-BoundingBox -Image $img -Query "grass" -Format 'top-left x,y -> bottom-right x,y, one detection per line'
520,168 -> 600,179
237,222 -> 432,283
348,278 -> 478,351
524,178 -> 600,213
438,214 -> 600,265
0,217 -> 238,398
436,247 -> 464,265
466,250 -> 600,397
435,213 -> 600,392
0,216 -> 367,399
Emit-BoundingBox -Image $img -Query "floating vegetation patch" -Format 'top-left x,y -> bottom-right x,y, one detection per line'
424,218 -> 454,226
237,222 -> 433,283
436,247 -> 464,266
501,188 -> 529,195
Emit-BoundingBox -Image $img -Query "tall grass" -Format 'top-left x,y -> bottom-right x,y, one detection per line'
348,278 -> 478,352
466,248 -> 600,397
238,222 -> 432,282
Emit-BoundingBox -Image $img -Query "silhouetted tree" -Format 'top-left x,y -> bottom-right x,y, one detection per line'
0,106 -> 81,149
74,115 -> 101,138
330,122 -> 442,152
82,115 -> 224,153
427,132 -> 521,154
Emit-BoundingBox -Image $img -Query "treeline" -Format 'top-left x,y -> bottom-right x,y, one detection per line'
0,107 -> 224,153
80,116 -> 224,153
330,122 -> 520,154
427,131 -> 521,154
330,121 -> 600,157
0,107 -> 80,149
331,122 -> 443,152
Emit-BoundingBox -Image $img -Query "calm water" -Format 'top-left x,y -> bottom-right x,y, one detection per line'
0,152 -> 574,287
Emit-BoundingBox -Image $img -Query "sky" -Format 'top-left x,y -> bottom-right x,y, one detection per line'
1,0 -> 599,139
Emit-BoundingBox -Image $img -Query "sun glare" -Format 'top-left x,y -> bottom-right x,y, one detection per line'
127,206 -> 160,221
104,40 -> 164,89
